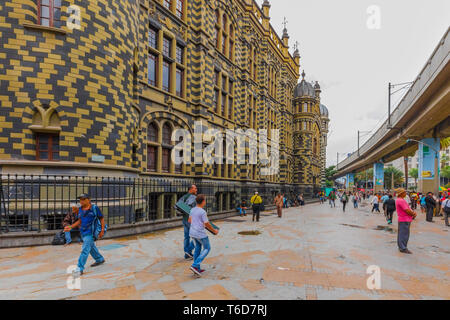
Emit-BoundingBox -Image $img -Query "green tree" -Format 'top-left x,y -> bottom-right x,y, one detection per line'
442,166 -> 450,178
441,137 -> 450,150
441,153 -> 449,169
409,168 -> 419,188
355,169 -> 373,187
325,166 -> 338,184
384,166 -> 404,189
442,166 -> 450,187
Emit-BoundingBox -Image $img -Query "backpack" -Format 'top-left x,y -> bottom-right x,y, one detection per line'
175,194 -> 193,217
443,200 -> 450,214
420,197 -> 426,206
52,230 -> 66,246
91,204 -> 108,241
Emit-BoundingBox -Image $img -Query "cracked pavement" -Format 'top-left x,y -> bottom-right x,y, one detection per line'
0,201 -> 449,300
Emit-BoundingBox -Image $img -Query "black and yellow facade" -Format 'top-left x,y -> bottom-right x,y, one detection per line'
0,0 -> 329,199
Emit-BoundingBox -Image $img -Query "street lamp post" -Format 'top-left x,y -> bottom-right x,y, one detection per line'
387,82 -> 413,129
358,130 -> 371,157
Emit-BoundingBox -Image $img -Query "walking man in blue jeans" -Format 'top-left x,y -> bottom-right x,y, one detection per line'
179,185 -> 197,260
189,194 -> 219,276
64,193 -> 105,275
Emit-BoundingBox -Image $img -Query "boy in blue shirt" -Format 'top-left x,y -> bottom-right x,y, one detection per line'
64,193 -> 105,275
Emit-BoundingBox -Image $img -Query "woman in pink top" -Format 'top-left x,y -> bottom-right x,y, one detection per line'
395,188 -> 417,254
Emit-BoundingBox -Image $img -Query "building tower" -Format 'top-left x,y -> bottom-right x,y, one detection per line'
292,71 -> 326,196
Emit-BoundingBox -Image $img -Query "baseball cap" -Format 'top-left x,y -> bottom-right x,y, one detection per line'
78,193 -> 91,199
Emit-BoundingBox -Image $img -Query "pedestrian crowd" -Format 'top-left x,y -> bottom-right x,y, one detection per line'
59,184 -> 450,278
321,187 -> 450,255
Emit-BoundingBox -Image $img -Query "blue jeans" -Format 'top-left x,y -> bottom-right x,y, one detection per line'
183,220 -> 194,257
65,230 -> 81,244
238,208 -> 246,215
65,231 -> 72,244
77,234 -> 104,272
192,237 -> 211,270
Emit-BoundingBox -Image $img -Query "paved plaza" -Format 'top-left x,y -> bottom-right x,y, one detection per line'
0,201 -> 449,300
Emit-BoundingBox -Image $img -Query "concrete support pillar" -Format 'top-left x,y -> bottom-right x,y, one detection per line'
373,162 -> 384,193
418,138 -> 440,195
346,173 -> 355,191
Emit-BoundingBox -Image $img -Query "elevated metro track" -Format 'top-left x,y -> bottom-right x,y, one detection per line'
334,27 -> 450,178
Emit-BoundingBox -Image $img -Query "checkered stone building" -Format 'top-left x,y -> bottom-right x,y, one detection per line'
0,0 -> 329,216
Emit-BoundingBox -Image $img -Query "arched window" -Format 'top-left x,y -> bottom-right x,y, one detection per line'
215,10 -> 220,49
147,123 -> 159,172
162,123 -> 172,173
253,49 -> 257,81
148,123 -> 158,142
229,25 -> 235,61
222,14 -> 227,29
162,123 -> 172,145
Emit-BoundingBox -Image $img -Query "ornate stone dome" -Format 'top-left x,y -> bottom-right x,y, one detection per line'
294,71 -> 315,98
320,104 -> 329,117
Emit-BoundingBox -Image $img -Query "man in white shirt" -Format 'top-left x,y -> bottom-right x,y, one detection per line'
371,194 -> 380,213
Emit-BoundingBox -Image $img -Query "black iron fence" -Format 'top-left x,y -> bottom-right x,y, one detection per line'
0,174 -> 300,233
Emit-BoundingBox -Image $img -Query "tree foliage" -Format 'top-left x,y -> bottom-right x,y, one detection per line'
325,166 -> 337,180
409,168 -> 418,179
442,166 -> 450,179
384,166 -> 404,188
441,137 -> 450,150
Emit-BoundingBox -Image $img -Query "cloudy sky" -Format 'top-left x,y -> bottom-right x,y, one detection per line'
256,0 -> 450,167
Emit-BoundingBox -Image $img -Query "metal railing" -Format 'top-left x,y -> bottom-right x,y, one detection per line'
0,174 -> 304,233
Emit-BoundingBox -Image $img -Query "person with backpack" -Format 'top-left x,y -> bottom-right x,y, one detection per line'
420,194 -> 426,213
381,193 -> 389,216
352,193 -> 359,208
341,192 -> 349,212
64,194 -> 105,275
441,194 -> 450,227
176,185 -> 198,260
371,194 -> 380,213
250,191 -> 263,222
385,194 -> 396,225
329,191 -> 336,208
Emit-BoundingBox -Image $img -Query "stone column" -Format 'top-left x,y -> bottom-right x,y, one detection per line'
418,138 -> 440,195
346,172 -> 355,191
373,162 -> 384,193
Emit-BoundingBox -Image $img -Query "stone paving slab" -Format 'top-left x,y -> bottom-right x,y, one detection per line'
0,201 -> 449,300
